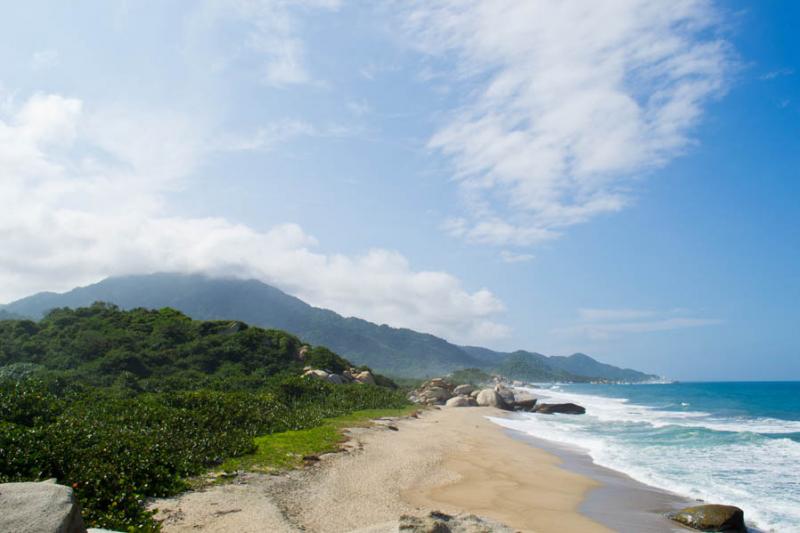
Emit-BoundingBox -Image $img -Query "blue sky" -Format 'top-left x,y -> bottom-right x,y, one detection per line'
0,1 -> 797,380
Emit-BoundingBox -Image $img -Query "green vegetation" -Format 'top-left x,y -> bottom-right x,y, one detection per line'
0,304 -> 408,531
221,406 -> 417,472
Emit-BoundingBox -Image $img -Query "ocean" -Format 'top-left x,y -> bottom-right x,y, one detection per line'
489,382 -> 800,532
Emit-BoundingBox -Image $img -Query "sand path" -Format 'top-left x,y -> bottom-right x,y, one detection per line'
151,407 -> 611,532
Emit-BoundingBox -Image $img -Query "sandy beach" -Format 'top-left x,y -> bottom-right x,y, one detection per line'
151,406 -> 616,532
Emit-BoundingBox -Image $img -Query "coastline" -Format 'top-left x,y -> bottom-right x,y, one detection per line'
151,405 -> 679,532
497,420 -> 695,532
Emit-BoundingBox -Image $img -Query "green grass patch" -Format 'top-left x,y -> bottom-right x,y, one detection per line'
220,406 -> 418,473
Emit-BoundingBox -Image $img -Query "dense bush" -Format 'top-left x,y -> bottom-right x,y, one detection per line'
0,305 -> 408,531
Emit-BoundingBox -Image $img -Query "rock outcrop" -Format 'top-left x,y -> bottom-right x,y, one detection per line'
399,510 -> 514,532
533,402 -> 586,415
668,504 -> 746,532
0,480 -> 87,533
475,388 -> 508,409
410,378 -> 457,405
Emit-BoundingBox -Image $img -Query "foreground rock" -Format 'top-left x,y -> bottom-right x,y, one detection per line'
445,395 -> 475,408
534,402 -> 586,415
0,480 -> 87,533
668,504 -> 746,532
400,510 -> 514,532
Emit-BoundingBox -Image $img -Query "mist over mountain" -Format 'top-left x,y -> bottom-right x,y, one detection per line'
3,273 -> 658,381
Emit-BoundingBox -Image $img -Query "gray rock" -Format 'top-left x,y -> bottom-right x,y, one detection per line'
669,504 -> 746,532
399,511 -> 514,532
452,384 -> 475,396
445,395 -> 471,407
511,392 -> 537,411
534,402 -> 586,415
326,373 -> 345,385
475,389 -> 509,409
354,370 -> 376,385
0,481 -> 87,533
494,385 -> 516,406
422,386 -> 451,402
303,369 -> 329,380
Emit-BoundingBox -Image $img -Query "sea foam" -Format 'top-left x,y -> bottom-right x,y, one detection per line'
489,384 -> 800,532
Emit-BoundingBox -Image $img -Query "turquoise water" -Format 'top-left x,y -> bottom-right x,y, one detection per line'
490,382 -> 800,532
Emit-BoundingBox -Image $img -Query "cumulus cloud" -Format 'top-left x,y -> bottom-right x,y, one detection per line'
405,0 -> 733,246
0,91 -> 507,343
556,307 -> 722,341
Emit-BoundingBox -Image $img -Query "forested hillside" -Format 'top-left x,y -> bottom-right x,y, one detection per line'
0,304 -> 406,530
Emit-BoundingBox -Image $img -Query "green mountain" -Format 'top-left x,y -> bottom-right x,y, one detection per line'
462,346 -> 659,383
2,273 -> 660,381
0,309 -> 25,320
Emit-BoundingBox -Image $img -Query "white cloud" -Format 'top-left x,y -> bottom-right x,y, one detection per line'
405,0 -> 733,246
557,307 -> 722,341
0,91 -> 507,344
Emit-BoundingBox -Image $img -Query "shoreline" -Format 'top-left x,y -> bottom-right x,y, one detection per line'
498,421 -> 695,532
151,405 -> 684,532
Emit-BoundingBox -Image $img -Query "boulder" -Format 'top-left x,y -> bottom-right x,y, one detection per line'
469,390 -> 480,399
420,386 -> 451,404
475,388 -> 509,409
445,395 -> 471,408
668,504 -> 746,532
354,371 -> 376,385
534,402 -> 586,415
0,480 -> 87,533
326,373 -> 345,385
453,384 -> 475,396
303,369 -> 329,380
511,393 -> 537,411
494,385 -> 515,406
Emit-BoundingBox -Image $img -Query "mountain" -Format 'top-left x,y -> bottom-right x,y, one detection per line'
0,309 -> 26,321
2,273 -> 660,381
462,345 -> 659,383
547,352 -> 658,382
2,274 -> 484,377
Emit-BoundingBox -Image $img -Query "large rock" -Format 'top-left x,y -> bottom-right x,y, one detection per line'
445,395 -> 472,408
511,392 -> 537,411
303,369 -> 330,380
453,384 -> 475,396
326,373 -> 345,385
494,385 -> 515,406
354,370 -> 376,385
421,386 -> 451,403
534,402 -> 586,415
668,504 -> 746,532
0,480 -> 87,533
475,389 -> 509,409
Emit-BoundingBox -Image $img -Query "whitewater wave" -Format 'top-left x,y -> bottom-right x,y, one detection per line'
489,385 -> 800,531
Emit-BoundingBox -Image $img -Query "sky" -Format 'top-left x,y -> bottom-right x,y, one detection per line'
0,1 -> 797,380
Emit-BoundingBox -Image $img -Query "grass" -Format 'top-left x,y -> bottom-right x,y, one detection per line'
219,406 -> 419,473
